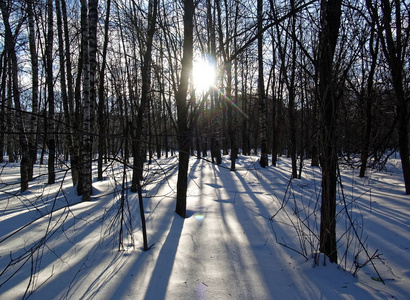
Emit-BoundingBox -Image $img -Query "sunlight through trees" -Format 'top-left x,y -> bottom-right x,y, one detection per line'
0,1 -> 409,293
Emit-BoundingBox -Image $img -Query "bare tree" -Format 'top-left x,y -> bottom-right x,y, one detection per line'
58,0 -> 81,187
368,0 -> 410,194
130,0 -> 158,250
175,0 -> 194,218
131,0 -> 159,193
209,0 -> 222,165
317,0 -> 342,264
46,0 -> 56,184
271,0 -> 298,177
359,16 -> 379,178
97,0 -> 111,181
27,0 -> 39,181
78,0 -> 93,200
0,0 -> 31,192
0,51 -> 4,164
258,0 -> 268,168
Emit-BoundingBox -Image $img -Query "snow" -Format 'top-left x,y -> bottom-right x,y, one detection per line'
0,155 -> 409,299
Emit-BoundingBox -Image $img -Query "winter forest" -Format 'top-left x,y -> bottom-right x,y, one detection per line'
1,0 -> 410,299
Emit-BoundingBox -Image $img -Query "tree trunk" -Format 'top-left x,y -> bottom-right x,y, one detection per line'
227,61 -> 237,171
6,64 -> 16,164
46,0 -> 56,185
241,54 -> 250,157
89,0 -> 98,156
131,0 -> 158,192
289,0 -> 298,178
97,0 -> 111,181
273,0 -> 298,176
56,0 -> 70,163
60,0 -> 80,187
0,0 -> 30,192
0,53 -> 5,163
318,0 -> 342,264
378,0 -> 410,194
27,0 -> 39,181
258,0 -> 268,168
175,0 -> 194,218
209,0 -> 221,165
79,0 -> 92,200
359,27 -> 378,178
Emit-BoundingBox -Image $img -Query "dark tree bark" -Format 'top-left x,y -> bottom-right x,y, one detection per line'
241,53 -> 250,157
6,62 -> 16,163
258,0 -> 268,168
273,0 -> 298,176
0,0 -> 30,192
0,52 -> 5,163
97,0 -> 111,181
226,60 -> 237,170
27,0 -> 39,181
175,0 -> 194,218
359,24 -> 378,178
56,0 -> 69,157
229,0 -> 240,171
318,0 -> 342,264
131,0 -> 158,192
288,0 -> 298,178
377,0 -> 410,194
46,0 -> 56,185
60,0 -> 80,187
209,1 -> 221,165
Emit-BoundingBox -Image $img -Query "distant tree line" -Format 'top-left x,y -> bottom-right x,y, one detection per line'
1,0 -> 409,262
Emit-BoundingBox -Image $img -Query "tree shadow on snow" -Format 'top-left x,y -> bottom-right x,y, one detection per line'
143,212 -> 184,299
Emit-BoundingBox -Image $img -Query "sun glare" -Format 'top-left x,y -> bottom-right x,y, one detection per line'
193,57 -> 216,94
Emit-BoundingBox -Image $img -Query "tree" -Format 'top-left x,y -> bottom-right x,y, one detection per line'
175,0 -> 194,218
0,51 -> 4,163
27,0 -> 39,181
0,0 -> 31,192
359,17 -> 379,178
272,0 -> 298,177
131,0 -> 159,193
130,0 -> 158,251
96,0 -> 111,181
258,0 -> 268,168
59,0 -> 80,187
369,0 -> 410,194
229,0 -> 241,171
46,0 -> 56,185
317,0 -> 342,264
78,0 -> 94,201
209,0 -> 222,165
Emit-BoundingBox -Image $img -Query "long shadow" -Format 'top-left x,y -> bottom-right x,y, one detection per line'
0,157 -> 186,299
0,196 -> 118,299
68,160 -> 181,299
143,213 -> 184,299
217,162 -> 357,297
0,158 -> 179,298
68,173 -> 181,299
0,182 -> 80,241
103,159 -> 200,300
208,166 -> 274,297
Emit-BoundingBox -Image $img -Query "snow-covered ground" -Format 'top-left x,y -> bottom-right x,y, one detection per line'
0,154 -> 409,299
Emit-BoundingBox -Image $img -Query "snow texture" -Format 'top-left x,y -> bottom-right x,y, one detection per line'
0,154 -> 409,299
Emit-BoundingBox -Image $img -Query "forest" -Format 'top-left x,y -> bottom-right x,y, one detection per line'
1,0 -> 410,299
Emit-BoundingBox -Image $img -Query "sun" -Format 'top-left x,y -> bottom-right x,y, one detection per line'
192,57 -> 216,94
